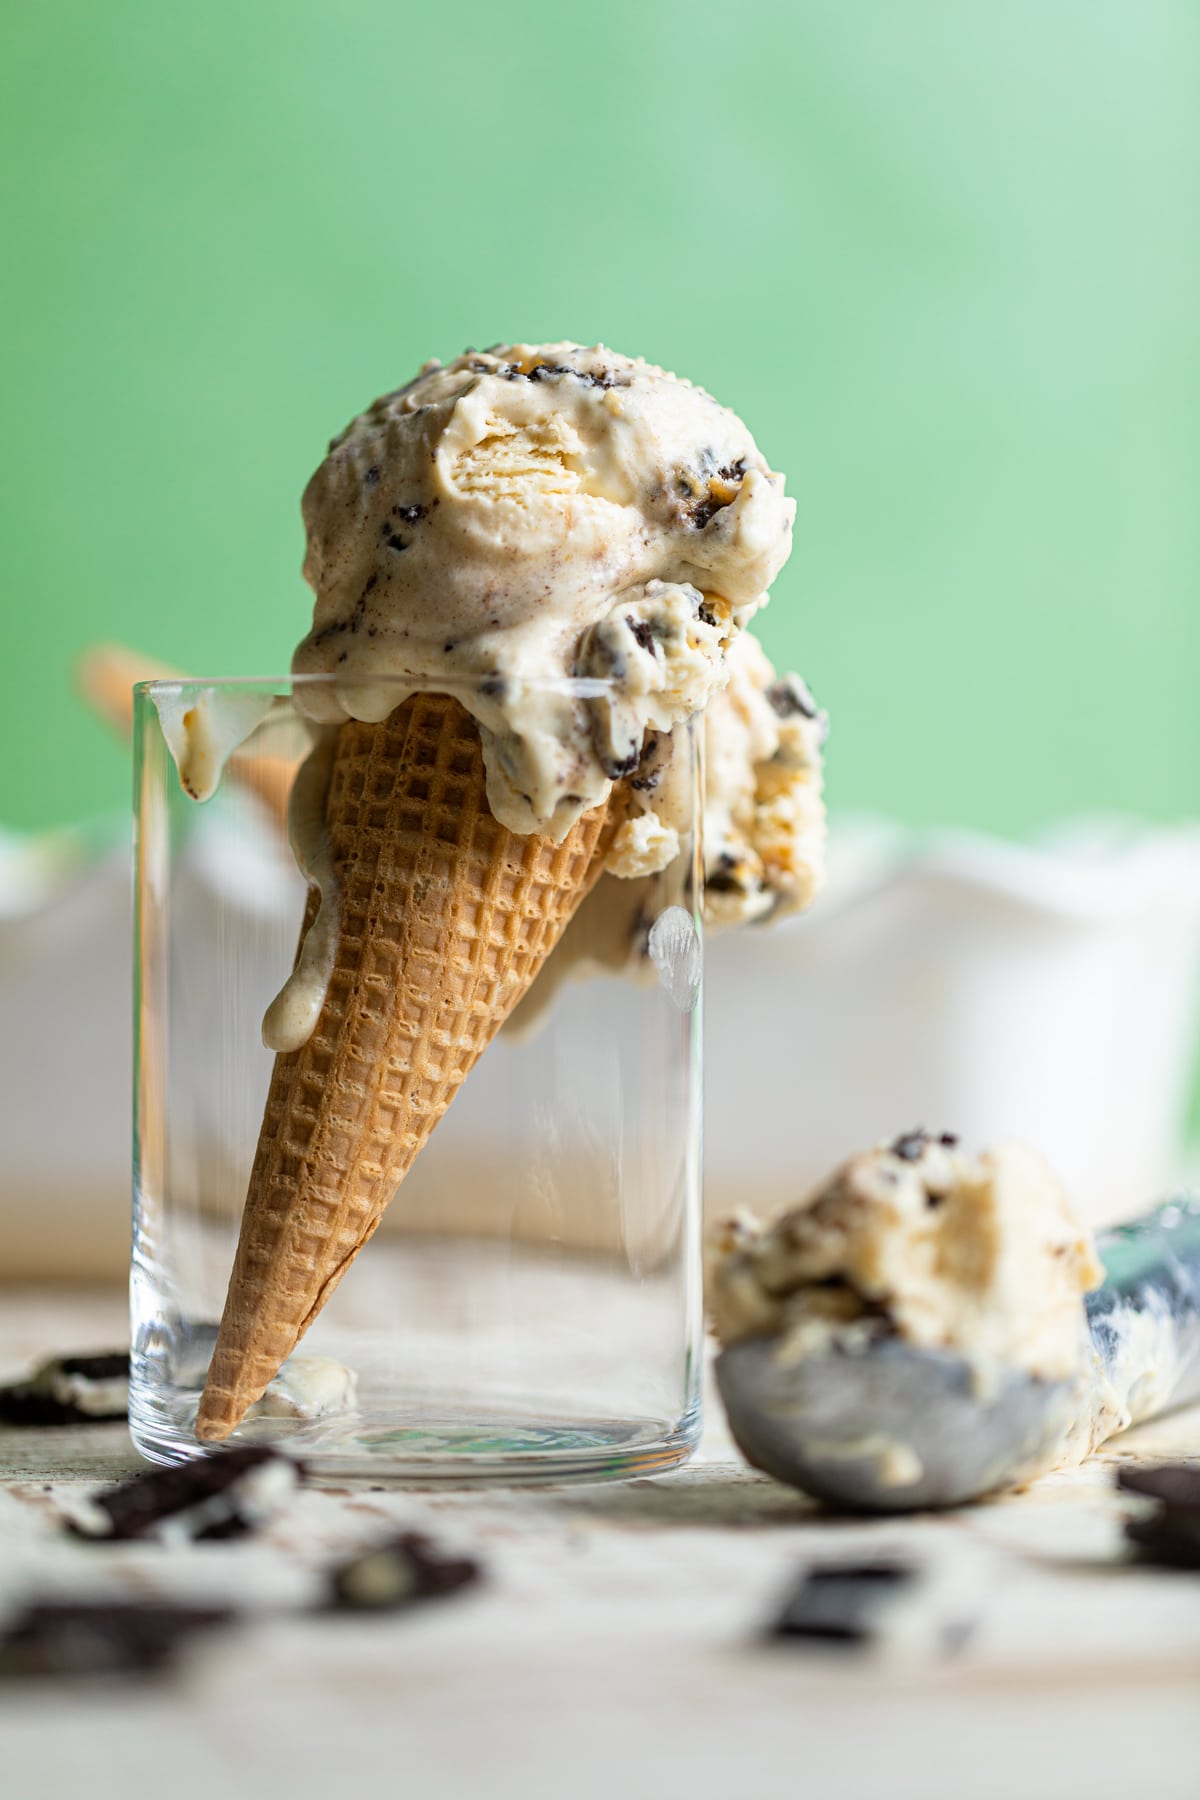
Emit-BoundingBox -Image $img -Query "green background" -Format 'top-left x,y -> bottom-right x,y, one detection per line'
1,0 -> 1197,834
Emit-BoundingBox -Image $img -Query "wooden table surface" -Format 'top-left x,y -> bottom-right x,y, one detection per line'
2,1288 -> 1199,1800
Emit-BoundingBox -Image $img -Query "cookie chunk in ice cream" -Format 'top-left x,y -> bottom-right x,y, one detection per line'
293,343 -> 795,851
707,1131 -> 1103,1385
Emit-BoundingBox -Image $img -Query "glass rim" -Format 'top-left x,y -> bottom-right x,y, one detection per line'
133,672 -> 625,702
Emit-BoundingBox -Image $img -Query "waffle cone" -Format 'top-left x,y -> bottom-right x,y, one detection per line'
196,692 -> 621,1441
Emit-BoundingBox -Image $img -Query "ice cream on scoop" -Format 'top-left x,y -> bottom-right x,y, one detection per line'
707,1130 -> 1103,1384
197,340 -> 798,1440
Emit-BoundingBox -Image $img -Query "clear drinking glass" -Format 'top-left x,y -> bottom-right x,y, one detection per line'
130,676 -> 703,1481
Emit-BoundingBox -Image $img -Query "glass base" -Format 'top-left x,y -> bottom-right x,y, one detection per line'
128,1384 -> 701,1485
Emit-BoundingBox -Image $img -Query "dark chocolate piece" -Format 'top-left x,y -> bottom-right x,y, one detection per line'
766,675 -> 819,721
1117,1463 -> 1200,1510
890,1129 -> 958,1162
329,1532 -> 482,1612
0,1601 -> 233,1680
0,1352 -> 130,1426
770,1562 -> 915,1644
69,1446 -> 298,1542
1125,1514 -> 1200,1572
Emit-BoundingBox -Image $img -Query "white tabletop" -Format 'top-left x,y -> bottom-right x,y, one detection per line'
2,1288 -> 1199,1800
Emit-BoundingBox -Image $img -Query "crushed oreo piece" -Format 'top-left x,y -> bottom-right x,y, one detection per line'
0,1352 -> 130,1426
770,1562 -> 916,1645
1119,1463 -> 1200,1570
705,852 -> 747,895
1126,1514 -> 1200,1571
391,502 -> 426,523
500,359 -> 619,391
766,675 -> 819,721
69,1446 -> 300,1543
890,1129 -> 958,1163
0,1601 -> 233,1680
684,458 -> 747,528
1118,1463 -> 1200,1509
328,1532 -> 482,1612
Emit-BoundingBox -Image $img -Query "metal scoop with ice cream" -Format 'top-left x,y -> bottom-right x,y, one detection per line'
710,1134 -> 1200,1511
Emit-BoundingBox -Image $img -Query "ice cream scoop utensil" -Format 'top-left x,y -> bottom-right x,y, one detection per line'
715,1196 -> 1200,1512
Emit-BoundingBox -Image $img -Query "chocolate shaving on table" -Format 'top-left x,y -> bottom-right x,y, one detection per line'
0,1601 -> 234,1680
328,1532 -> 482,1612
1118,1463 -> 1200,1571
1117,1463 -> 1200,1510
0,1352 -> 130,1426
69,1446 -> 300,1542
769,1561 -> 916,1644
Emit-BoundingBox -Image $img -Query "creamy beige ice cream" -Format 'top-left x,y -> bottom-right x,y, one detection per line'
505,627 -> 827,1035
293,342 -> 796,859
707,1130 -> 1103,1384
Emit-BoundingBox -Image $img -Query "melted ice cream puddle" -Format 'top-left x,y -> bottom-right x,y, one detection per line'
247,1355 -> 359,1422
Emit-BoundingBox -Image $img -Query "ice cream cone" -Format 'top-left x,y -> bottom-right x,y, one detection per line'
196,690 -> 622,1441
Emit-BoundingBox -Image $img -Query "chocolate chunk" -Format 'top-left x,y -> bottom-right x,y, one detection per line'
1117,1464 -> 1200,1510
770,1562 -> 915,1644
0,1352 -> 130,1426
0,1601 -> 233,1680
0,1390 -> 105,1427
705,852 -> 746,895
684,458 -> 747,528
766,676 -> 819,721
629,618 -> 657,654
70,1446 -> 299,1543
364,465 -> 381,486
889,1129 -> 956,1163
602,746 -> 642,781
1125,1514 -> 1200,1571
391,503 -> 426,523
57,1353 -> 129,1382
328,1532 -> 482,1612
523,361 -> 619,391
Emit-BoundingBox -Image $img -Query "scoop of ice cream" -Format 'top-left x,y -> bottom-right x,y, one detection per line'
293,343 -> 795,853
698,630 -> 827,924
502,630 -> 827,1035
707,1130 -> 1103,1383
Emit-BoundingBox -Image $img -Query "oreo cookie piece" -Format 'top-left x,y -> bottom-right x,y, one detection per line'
0,1352 -> 129,1425
1118,1463 -> 1200,1571
768,1556 -> 977,1655
770,1561 -> 916,1644
1125,1514 -> 1200,1572
1117,1463 -> 1200,1511
328,1532 -> 482,1612
0,1601 -> 233,1680
69,1446 -> 300,1543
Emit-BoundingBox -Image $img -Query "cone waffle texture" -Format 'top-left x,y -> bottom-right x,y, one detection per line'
195,692 -> 621,1441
